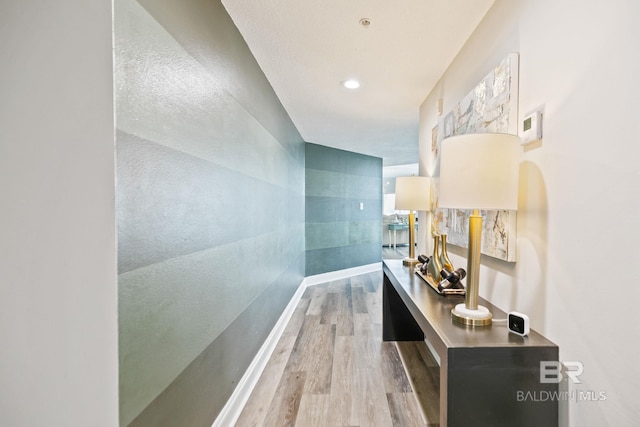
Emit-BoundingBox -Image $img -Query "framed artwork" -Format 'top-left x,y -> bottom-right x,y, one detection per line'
431,53 -> 519,262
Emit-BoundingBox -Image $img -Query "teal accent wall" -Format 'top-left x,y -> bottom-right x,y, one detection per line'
114,0 -> 305,425
305,143 -> 382,276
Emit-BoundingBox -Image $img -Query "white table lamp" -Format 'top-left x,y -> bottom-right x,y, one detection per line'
395,176 -> 431,266
438,133 -> 520,326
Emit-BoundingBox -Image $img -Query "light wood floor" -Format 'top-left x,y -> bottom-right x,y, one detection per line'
381,246 -> 409,260
235,262 -> 440,426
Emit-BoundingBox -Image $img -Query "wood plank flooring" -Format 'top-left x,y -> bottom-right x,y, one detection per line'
236,267 -> 440,426
381,246 -> 409,260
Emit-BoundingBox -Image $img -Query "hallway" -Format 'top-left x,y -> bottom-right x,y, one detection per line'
235,268 -> 439,426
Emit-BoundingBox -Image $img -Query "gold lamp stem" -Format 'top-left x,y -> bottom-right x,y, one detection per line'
451,209 -> 492,326
403,210 -> 419,266
465,209 -> 482,310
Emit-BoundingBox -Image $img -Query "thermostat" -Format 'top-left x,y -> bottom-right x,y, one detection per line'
521,110 -> 542,145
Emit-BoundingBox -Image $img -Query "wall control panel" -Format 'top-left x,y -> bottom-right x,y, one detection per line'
521,110 -> 543,145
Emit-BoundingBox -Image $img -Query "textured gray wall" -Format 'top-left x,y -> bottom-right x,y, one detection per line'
305,143 -> 382,276
114,0 -> 305,425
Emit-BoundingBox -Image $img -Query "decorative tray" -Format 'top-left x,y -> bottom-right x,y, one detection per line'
414,265 -> 466,296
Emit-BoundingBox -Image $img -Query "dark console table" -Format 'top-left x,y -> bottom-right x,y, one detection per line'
382,259 -> 558,427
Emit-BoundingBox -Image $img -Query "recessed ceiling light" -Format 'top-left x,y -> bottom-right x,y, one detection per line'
341,79 -> 361,89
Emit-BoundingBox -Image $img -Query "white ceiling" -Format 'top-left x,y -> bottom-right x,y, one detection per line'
222,0 -> 495,166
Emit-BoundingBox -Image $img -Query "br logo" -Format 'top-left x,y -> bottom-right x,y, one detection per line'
540,361 -> 584,384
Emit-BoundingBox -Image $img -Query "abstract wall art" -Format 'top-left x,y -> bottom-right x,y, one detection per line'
431,53 -> 519,262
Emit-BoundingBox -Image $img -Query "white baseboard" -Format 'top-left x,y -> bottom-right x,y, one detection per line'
212,262 -> 382,426
211,278 -> 308,427
302,262 -> 382,287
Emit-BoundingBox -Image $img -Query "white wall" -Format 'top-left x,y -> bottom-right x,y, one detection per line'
419,0 -> 640,425
0,2 -> 118,426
